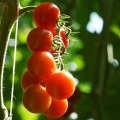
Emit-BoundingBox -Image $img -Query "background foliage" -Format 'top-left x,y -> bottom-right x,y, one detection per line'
3,0 -> 120,120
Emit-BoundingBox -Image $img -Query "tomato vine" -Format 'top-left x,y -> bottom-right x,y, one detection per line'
0,0 -> 115,120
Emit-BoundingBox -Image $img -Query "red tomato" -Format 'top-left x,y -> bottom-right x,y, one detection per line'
21,71 -> 46,90
27,51 -> 56,80
60,29 -> 69,48
44,98 -> 68,118
23,84 -> 51,113
46,71 -> 76,100
33,2 -> 60,35
27,27 -> 53,52
21,71 -> 37,90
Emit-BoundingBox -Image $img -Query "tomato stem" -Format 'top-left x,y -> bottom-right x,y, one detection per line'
52,14 -> 72,70
52,35 -> 67,70
19,6 -> 36,16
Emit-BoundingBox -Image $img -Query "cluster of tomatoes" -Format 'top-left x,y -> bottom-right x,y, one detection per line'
21,2 -> 76,118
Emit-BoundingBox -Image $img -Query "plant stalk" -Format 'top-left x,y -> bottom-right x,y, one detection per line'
0,1 -> 36,119
0,0 -> 19,119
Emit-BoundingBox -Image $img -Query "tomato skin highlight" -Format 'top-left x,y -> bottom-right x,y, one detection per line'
33,2 -> 60,35
44,98 -> 68,118
27,27 -> 53,52
27,51 -> 56,80
23,84 -> 51,113
46,71 -> 76,100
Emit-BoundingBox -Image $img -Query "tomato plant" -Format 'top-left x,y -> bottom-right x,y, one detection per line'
22,84 -> 51,113
33,2 -> 60,35
27,27 -> 53,52
27,51 -> 56,80
44,98 -> 68,118
46,71 -> 76,100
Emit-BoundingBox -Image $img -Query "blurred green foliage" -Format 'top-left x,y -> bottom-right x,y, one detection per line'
3,0 -> 120,120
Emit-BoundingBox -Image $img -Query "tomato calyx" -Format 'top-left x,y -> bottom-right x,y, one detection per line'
51,35 -> 67,70
50,14 -> 72,70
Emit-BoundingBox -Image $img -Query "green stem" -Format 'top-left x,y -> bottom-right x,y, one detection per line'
0,0 -> 19,119
0,1 -> 36,119
19,6 -> 36,16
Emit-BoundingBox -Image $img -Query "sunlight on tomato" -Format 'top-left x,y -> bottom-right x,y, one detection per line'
46,71 -> 76,100
33,2 -> 60,35
23,84 -> 51,113
27,51 -> 56,80
27,27 -> 53,52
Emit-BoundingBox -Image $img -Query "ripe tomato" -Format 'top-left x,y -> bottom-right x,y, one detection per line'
27,51 -> 56,80
21,71 -> 37,90
60,29 -> 69,48
44,98 -> 68,118
46,71 -> 76,100
33,2 -> 60,35
23,84 -> 51,113
27,27 -> 53,52
21,71 -> 46,90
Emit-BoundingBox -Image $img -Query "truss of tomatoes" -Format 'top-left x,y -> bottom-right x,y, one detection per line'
21,2 -> 76,118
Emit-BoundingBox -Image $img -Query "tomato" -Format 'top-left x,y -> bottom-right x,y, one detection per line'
60,29 -> 69,48
23,84 -> 51,113
44,98 -> 68,118
33,2 -> 60,35
46,71 -> 76,100
21,71 -> 46,90
27,27 -> 53,52
21,71 -> 37,90
27,51 -> 56,80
